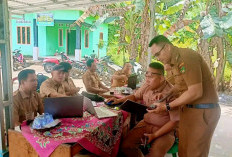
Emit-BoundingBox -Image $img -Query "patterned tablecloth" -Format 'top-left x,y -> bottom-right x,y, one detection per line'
21,110 -> 128,157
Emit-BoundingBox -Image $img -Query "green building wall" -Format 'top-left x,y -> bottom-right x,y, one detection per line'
11,10 -> 109,58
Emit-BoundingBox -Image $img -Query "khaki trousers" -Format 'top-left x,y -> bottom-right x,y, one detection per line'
121,121 -> 175,157
178,106 -> 221,157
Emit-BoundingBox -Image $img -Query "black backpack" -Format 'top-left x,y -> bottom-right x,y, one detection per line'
37,73 -> 49,92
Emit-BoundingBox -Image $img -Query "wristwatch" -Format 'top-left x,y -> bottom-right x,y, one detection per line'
166,103 -> 171,111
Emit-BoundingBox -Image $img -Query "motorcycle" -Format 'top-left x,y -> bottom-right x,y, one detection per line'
96,56 -> 122,86
69,60 -> 87,79
43,51 -> 72,73
12,49 -> 27,71
43,51 -> 87,79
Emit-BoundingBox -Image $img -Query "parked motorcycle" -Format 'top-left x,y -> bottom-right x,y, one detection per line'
96,56 -> 122,86
70,60 -> 87,79
43,52 -> 72,73
12,49 -> 27,71
43,51 -> 87,79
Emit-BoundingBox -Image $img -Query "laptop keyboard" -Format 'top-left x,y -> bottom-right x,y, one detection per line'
94,106 -> 117,118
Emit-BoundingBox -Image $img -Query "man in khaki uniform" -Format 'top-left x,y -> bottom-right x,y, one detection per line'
148,35 -> 220,157
111,62 -> 132,87
40,65 -> 67,98
59,62 -> 81,96
108,62 -> 179,157
13,69 -> 43,126
82,59 -> 109,94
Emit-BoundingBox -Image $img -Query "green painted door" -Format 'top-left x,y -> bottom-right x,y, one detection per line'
67,30 -> 76,56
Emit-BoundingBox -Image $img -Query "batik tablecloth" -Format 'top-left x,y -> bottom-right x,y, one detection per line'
21,110 -> 128,157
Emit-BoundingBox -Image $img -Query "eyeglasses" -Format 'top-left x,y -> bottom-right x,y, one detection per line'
153,44 -> 166,58
145,71 -> 162,77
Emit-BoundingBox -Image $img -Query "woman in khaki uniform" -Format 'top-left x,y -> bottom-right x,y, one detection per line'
148,35 -> 220,157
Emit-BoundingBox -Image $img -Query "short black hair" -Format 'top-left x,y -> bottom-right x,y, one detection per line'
59,62 -> 72,72
149,35 -> 173,47
149,62 -> 164,75
86,59 -> 95,67
18,69 -> 35,85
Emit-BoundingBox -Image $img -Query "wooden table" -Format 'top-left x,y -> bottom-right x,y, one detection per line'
8,129 -> 83,157
8,114 -> 131,157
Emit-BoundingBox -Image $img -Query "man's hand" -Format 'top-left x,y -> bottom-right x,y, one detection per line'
144,133 -> 156,144
101,89 -> 109,93
146,102 -> 166,114
106,97 -> 117,103
76,87 -> 81,93
106,97 -> 123,104
153,93 -> 164,101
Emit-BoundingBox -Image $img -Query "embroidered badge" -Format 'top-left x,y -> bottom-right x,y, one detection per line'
180,66 -> 186,73
178,62 -> 186,74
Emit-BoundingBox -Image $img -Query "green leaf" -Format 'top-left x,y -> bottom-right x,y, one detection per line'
163,4 -> 183,15
226,50 -> 232,65
125,35 -> 131,43
134,0 -> 145,13
200,15 -> 215,39
219,12 -> 232,29
103,16 -> 121,24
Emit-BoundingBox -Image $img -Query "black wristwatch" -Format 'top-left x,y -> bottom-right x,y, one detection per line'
166,103 -> 171,111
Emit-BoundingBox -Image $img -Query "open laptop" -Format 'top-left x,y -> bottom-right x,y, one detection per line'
84,97 -> 118,119
44,96 -> 84,118
128,75 -> 137,89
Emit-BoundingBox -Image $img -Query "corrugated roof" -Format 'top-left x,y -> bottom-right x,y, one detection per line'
8,0 -> 127,15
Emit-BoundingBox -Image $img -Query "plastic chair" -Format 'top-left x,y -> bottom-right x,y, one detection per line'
167,138 -> 178,157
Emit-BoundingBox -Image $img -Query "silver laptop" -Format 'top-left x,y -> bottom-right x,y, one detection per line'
84,97 -> 118,119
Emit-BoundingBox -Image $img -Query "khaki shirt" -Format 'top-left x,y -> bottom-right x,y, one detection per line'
63,78 -> 78,96
134,81 -> 180,127
82,70 -> 102,94
168,46 -> 218,104
40,78 -> 66,98
13,89 -> 44,126
111,70 -> 130,87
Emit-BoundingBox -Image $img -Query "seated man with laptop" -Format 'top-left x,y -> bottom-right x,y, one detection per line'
108,62 -> 179,157
40,65 -> 68,99
13,69 -> 44,127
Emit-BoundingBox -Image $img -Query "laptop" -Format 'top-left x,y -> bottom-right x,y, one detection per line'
44,96 -> 84,118
128,75 -> 137,89
84,97 -> 118,119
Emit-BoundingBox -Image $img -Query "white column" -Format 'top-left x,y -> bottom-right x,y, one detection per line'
33,47 -> 39,61
75,49 -> 81,61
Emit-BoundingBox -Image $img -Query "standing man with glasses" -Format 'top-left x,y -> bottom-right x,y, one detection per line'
148,35 -> 220,157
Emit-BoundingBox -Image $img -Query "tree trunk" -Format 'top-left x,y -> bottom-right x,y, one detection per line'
138,0 -> 150,69
215,37 -> 224,91
214,0 -> 224,91
147,0 -> 156,67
